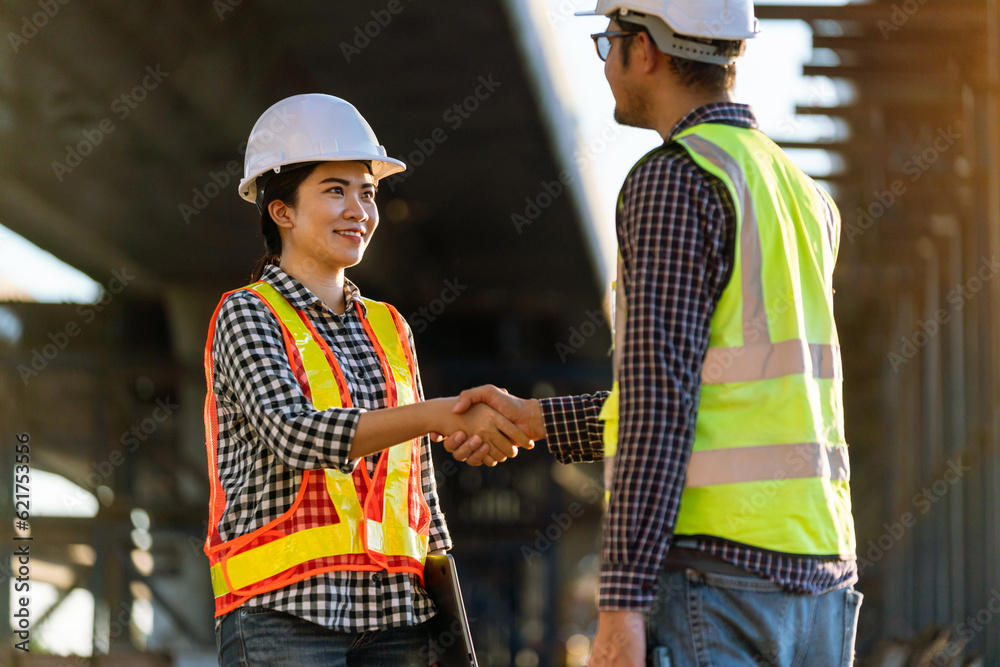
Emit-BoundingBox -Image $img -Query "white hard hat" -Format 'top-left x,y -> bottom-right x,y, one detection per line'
577,0 -> 759,64
238,94 -> 406,203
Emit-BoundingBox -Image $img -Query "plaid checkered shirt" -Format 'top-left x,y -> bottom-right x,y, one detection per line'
539,103 -> 858,611
209,264 -> 451,631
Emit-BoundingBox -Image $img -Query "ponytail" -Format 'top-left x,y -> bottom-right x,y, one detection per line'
250,254 -> 280,283
250,203 -> 283,282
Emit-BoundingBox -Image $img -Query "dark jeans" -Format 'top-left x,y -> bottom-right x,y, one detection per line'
646,569 -> 863,666
216,606 -> 430,667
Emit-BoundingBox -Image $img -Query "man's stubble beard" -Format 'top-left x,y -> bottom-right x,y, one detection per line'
612,85 -> 652,130
612,49 -> 653,130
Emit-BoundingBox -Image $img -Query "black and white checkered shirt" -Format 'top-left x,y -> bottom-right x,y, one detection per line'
539,103 -> 857,610
209,264 -> 451,631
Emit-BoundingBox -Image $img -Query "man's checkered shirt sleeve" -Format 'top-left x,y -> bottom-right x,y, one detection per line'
540,393 -> 607,463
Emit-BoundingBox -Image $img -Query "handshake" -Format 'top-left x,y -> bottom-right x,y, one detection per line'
430,384 -> 546,467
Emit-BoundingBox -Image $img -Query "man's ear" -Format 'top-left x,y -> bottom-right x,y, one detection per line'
268,199 -> 294,229
635,31 -> 662,74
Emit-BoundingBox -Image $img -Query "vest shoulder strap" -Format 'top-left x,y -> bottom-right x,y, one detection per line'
360,297 -> 417,405
240,280 -> 346,409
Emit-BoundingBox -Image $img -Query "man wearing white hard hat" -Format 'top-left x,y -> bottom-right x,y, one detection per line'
202,94 -> 529,665
448,1 -> 861,664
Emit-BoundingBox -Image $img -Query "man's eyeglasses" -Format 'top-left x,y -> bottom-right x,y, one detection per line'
590,30 -> 639,62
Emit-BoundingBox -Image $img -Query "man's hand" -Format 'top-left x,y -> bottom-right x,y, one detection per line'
588,611 -> 646,667
442,385 -> 545,466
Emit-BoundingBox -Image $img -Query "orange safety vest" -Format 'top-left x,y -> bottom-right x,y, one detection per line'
202,281 -> 431,617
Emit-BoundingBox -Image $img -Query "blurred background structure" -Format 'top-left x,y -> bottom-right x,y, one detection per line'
0,0 -> 998,665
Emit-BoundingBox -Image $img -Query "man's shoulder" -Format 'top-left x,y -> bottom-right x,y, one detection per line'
623,141 -> 719,195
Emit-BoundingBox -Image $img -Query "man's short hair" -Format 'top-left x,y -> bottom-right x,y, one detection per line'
618,17 -> 745,95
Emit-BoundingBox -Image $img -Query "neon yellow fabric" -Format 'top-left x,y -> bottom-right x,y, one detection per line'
603,124 -> 855,558
361,298 -> 416,406
383,438 -> 412,555
324,467 -> 364,532
599,381 -> 619,457
599,382 -> 619,504
599,266 -> 627,502
211,523 -> 363,597
677,478 -> 854,554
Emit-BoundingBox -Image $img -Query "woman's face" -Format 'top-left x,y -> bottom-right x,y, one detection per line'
273,161 -> 379,274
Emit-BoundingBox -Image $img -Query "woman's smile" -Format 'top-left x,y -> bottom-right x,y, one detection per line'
334,228 -> 366,243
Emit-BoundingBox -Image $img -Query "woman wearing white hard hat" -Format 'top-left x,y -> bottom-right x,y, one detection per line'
202,94 -> 528,665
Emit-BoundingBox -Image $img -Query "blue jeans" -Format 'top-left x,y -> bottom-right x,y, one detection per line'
216,606 -> 430,667
646,569 -> 862,666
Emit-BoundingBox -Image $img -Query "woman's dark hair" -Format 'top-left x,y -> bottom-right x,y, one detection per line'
618,17 -> 745,96
249,162 -> 320,282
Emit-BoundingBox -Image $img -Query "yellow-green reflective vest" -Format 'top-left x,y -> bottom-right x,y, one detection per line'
601,122 -> 856,558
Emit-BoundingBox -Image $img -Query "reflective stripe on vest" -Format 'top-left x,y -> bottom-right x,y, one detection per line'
203,282 -> 430,616
601,123 -> 855,558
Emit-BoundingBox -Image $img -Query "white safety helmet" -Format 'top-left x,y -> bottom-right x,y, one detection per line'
576,0 -> 759,65
238,94 -> 406,203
